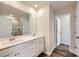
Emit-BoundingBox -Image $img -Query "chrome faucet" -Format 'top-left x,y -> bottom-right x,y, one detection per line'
9,33 -> 15,41
9,36 -> 15,41
33,34 -> 36,36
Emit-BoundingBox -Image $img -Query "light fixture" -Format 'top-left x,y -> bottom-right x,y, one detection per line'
6,14 -> 15,20
34,4 -> 38,7
9,14 -> 13,17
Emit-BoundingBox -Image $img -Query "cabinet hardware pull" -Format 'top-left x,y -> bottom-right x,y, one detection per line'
15,54 -> 17,56
15,52 -> 20,56
17,53 -> 20,55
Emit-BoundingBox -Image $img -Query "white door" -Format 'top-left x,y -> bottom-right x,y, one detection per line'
56,17 -> 62,46
61,14 -> 70,45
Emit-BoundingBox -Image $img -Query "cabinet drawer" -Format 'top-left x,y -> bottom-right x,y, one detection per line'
6,48 -> 29,57
6,51 -> 21,57
28,40 -> 35,57
0,42 -> 29,57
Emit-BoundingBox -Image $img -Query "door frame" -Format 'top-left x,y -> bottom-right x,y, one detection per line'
55,14 -> 71,47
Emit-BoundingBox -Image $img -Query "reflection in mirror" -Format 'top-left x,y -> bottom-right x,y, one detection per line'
11,15 -> 31,36
0,2 -> 37,38
11,17 -> 23,36
0,14 -> 31,37
0,16 -> 12,37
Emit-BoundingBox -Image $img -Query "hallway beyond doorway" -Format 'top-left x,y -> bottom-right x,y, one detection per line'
56,14 -> 71,46
51,44 -> 76,57
39,44 -> 76,57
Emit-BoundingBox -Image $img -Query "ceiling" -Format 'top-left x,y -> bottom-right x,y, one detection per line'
50,1 -> 76,10
21,1 -> 76,10
0,2 -> 29,17
21,1 -> 48,10
0,1 -> 76,17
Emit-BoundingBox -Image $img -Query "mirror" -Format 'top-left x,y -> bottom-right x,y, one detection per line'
0,2 -> 37,38
11,15 -> 31,36
0,16 -> 12,37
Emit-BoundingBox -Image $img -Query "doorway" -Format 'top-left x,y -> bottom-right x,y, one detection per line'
56,16 -> 62,46
56,14 -> 71,47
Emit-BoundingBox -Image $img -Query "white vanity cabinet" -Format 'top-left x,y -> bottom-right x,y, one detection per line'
0,41 -> 29,57
0,36 -> 44,57
6,40 -> 36,57
36,37 -> 44,56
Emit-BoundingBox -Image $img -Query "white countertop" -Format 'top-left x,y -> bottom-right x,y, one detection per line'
0,34 -> 44,50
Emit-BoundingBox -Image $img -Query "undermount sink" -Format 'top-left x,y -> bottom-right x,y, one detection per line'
0,39 -> 24,45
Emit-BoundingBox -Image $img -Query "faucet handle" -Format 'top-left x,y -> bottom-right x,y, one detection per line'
9,38 -> 12,41
9,36 -> 15,41
13,37 -> 15,40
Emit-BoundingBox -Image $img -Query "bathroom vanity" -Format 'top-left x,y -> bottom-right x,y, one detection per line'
0,34 -> 44,57
0,3 -> 45,57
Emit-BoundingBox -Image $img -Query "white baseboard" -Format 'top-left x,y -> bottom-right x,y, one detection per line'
44,46 -> 56,56
69,48 -> 76,55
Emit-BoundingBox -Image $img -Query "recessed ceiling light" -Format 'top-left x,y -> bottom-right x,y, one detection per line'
34,4 -> 38,7
9,14 -> 13,17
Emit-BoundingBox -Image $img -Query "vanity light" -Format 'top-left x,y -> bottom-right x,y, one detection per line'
34,4 -> 38,7
6,14 -> 15,22
6,14 -> 13,19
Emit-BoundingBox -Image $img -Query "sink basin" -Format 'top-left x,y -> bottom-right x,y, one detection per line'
0,39 -> 24,45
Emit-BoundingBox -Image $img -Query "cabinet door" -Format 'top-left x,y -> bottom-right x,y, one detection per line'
76,16 -> 79,36
76,2 -> 79,37
28,40 -> 36,57
39,38 -> 44,53
19,48 -> 29,57
36,37 -> 44,56
76,39 -> 79,56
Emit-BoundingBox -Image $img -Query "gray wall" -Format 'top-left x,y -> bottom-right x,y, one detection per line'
0,16 -> 12,37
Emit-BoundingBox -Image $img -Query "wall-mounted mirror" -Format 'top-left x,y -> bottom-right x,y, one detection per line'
0,2 -> 37,38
